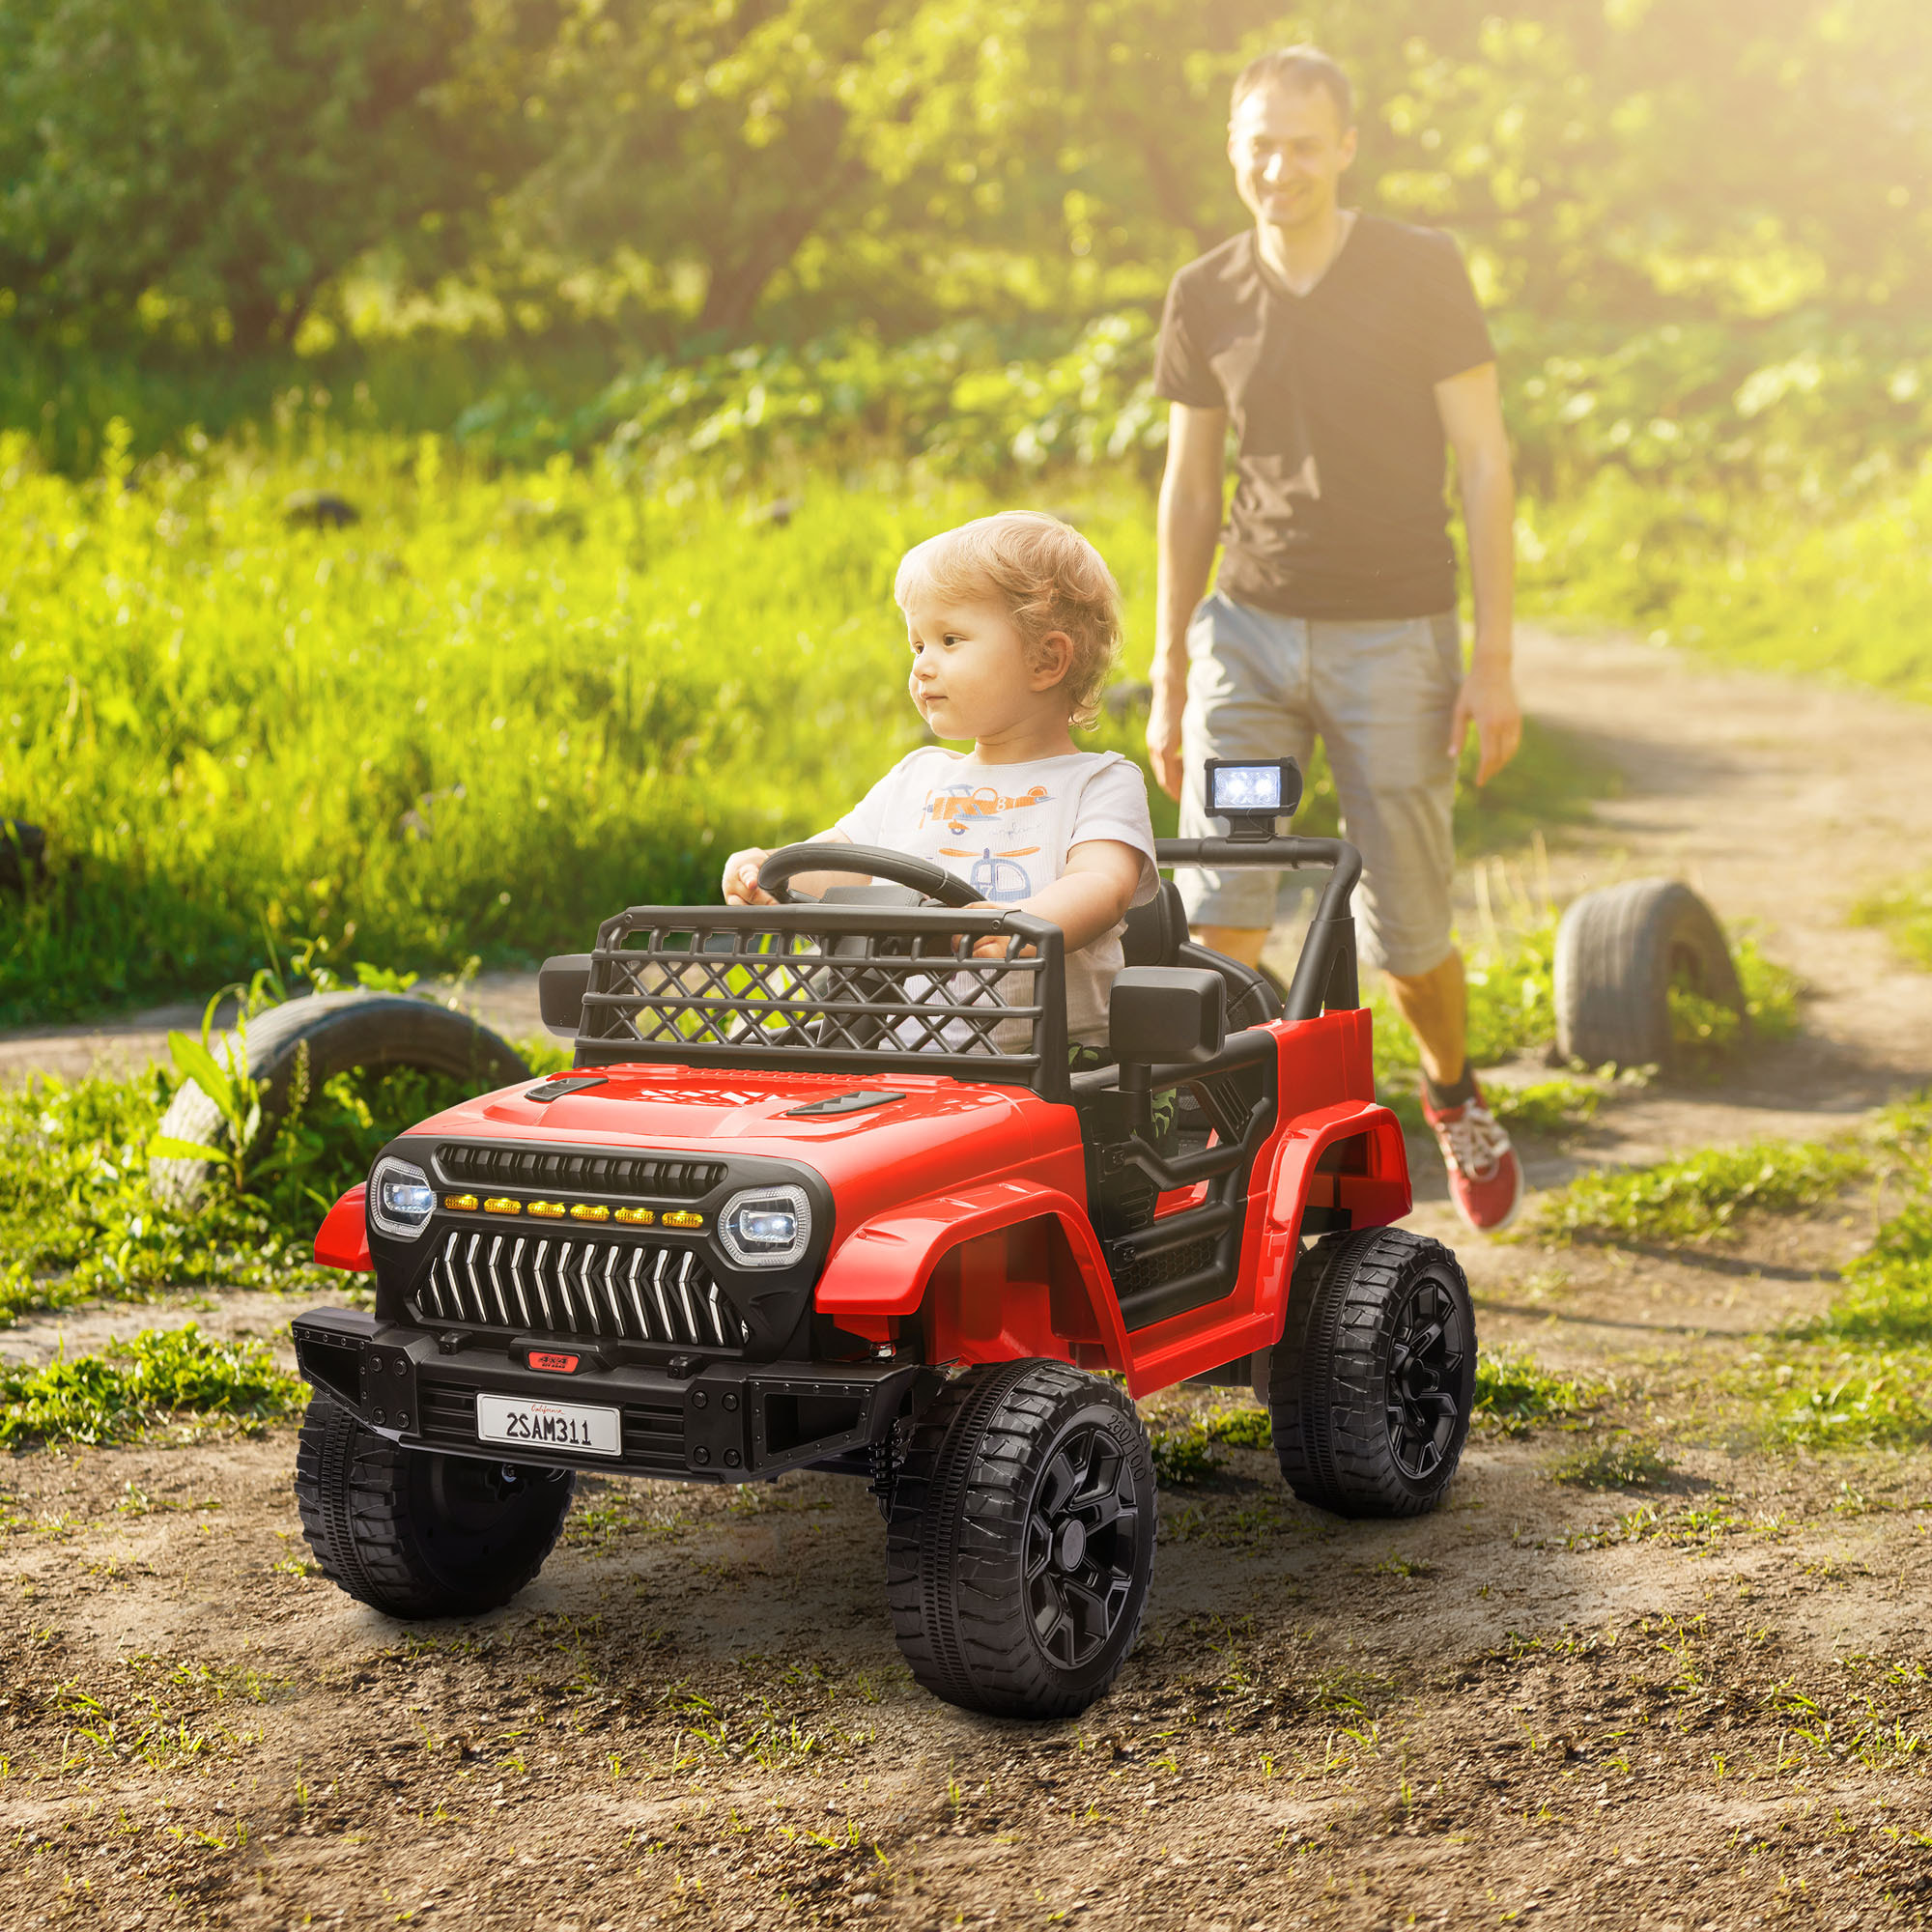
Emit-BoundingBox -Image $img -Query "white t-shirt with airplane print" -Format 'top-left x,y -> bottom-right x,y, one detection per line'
835,748 -> 1159,1046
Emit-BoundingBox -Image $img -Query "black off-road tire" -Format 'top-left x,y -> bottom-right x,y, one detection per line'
1552,878 -> 1743,1073
886,1360 -> 1155,1719
151,992 -> 528,1208
294,1394 -> 574,1618
1269,1227 -> 1475,1520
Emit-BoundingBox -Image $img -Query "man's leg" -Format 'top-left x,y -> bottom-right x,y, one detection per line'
1174,595 -> 1313,956
1382,946 -> 1466,1089
1311,611 -> 1522,1232
1194,923 -> 1268,969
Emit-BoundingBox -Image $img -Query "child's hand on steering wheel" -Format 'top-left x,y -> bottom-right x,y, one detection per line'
966,902 -> 1032,959
723,848 -> 776,906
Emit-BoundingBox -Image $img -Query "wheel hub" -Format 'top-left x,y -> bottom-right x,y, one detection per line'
1383,1272 -> 1469,1482
1022,1421 -> 1141,1671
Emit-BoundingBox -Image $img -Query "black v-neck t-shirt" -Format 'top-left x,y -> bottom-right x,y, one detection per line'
1153,216 -> 1494,620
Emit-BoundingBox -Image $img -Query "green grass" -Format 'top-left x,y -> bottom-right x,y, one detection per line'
0,1021 -> 560,1321
1147,1419 -> 1220,1485
1486,1077 -> 1603,1139
0,422 -> 1627,1028
1473,1349 -> 1600,1436
1520,461 -> 1932,707
1668,934 -> 1805,1066
1549,1435 -> 1674,1489
1532,1137 -> 1867,1247
1756,1100 -> 1932,1448
3,431 -> 1155,1022
1851,874 -> 1932,973
1145,1404 -> 1276,1483
0,1323 -> 303,1447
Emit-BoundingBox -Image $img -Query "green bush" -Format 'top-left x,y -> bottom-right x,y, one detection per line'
0,1016 -> 561,1319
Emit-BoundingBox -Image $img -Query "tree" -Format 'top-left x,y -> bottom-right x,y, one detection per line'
0,0 -> 556,351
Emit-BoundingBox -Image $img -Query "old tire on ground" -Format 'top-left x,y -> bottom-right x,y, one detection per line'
294,1393 -> 574,1618
1552,877 -> 1742,1073
1269,1227 -> 1475,1520
150,991 -> 528,1208
886,1359 -> 1156,1719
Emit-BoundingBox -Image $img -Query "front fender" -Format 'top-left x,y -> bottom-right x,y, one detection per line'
314,1182 -> 373,1273
815,1179 -> 1128,1369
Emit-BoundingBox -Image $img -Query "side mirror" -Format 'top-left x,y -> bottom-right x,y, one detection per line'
1109,966 -> 1226,1066
538,953 -> 593,1037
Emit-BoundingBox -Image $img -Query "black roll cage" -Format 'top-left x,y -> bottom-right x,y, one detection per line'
566,836 -> 1359,1109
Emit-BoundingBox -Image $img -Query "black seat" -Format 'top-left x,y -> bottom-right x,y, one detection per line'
1120,879 -> 1281,1028
1122,879 -> 1187,968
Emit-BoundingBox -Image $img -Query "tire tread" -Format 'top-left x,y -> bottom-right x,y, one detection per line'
1269,1228 -> 1474,1520
886,1361 -> 1154,1719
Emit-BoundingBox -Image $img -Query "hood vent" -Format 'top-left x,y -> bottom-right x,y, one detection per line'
435,1145 -> 725,1202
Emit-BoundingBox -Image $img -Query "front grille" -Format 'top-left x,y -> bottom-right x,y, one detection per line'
413,1228 -> 747,1350
416,1383 -> 687,1471
436,1145 -> 725,1201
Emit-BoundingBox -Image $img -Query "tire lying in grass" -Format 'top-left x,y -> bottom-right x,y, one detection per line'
1552,877 -> 1743,1074
149,991 -> 529,1209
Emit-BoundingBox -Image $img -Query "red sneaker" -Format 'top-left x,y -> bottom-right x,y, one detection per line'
1420,1080 -> 1524,1235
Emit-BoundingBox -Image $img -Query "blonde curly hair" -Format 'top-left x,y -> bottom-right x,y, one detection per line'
894,511 -> 1122,730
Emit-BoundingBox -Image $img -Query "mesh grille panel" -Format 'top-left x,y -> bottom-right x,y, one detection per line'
573,907 -> 1063,1086
1106,1236 -> 1217,1304
413,1229 -> 746,1350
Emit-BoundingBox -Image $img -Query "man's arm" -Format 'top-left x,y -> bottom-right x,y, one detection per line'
1435,360 -> 1521,785
1147,402 -> 1227,801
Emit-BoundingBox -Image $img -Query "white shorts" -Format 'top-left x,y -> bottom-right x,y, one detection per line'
1177,592 -> 1461,978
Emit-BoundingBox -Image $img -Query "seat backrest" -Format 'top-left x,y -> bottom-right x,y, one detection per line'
1122,878 -> 1187,969
1176,940 -> 1283,1029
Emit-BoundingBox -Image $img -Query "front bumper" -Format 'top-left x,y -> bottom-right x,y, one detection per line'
292,1308 -> 923,1483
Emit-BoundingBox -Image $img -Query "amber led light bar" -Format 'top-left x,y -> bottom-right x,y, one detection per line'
438,1194 -> 692,1229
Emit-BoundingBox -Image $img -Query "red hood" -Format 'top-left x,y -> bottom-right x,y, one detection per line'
407,1064 -> 1074,1202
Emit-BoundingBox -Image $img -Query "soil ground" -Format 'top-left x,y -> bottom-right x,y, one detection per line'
3,625 -> 1931,1929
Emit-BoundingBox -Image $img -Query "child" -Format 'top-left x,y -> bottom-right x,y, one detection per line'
722,511 -> 1158,1049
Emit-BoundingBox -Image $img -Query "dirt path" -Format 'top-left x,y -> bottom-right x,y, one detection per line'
4,625 -> 1932,1928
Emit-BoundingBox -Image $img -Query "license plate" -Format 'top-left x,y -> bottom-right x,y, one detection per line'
476,1393 -> 622,1459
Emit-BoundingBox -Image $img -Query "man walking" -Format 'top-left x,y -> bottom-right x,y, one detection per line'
1147,44 -> 1525,1232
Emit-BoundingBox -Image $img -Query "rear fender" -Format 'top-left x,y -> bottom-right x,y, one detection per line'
1267,1102 -> 1411,1246
815,1181 -> 1128,1372
314,1183 -> 373,1273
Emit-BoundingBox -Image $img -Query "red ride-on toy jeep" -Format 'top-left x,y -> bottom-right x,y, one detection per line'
292,759 -> 1476,1719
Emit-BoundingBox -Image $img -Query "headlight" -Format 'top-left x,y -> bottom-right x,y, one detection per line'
717,1184 -> 810,1269
370,1155 -> 437,1240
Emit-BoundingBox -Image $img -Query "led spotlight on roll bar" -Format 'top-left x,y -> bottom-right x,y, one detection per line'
1203,756 -> 1303,841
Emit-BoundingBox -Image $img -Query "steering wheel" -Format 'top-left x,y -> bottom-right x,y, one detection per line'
757,842 -> 983,911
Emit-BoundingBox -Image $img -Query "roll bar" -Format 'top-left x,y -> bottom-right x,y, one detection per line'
1154,835 -> 1361,1021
